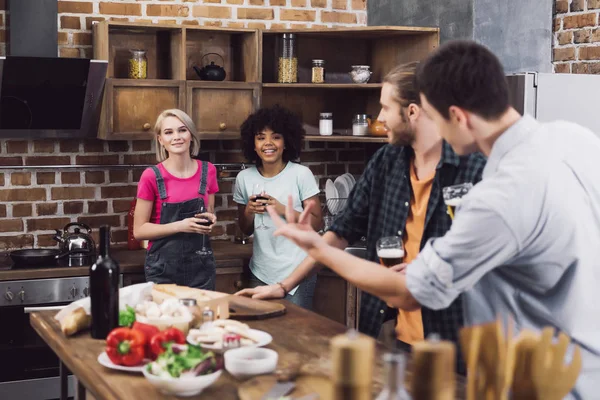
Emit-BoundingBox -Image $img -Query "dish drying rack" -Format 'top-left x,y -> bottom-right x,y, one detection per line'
324,197 -> 348,216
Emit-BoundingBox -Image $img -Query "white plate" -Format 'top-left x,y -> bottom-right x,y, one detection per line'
325,179 -> 338,202
187,329 -> 273,351
97,351 -> 149,373
342,173 -> 355,192
333,175 -> 348,199
344,173 -> 356,187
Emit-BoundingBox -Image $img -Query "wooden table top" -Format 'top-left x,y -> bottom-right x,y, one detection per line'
30,301 -> 465,399
0,241 -> 253,281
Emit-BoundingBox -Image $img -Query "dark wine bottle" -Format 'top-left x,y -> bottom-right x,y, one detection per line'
90,225 -> 120,339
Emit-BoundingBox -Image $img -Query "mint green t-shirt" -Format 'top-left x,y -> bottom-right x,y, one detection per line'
233,162 -> 320,295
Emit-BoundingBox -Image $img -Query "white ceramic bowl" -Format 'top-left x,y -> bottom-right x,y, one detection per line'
142,367 -> 222,397
224,347 -> 278,379
136,314 -> 193,335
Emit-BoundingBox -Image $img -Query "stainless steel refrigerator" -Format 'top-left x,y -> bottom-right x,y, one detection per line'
507,72 -> 600,135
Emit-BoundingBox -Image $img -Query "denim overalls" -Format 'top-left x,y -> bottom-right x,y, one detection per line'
144,161 -> 216,289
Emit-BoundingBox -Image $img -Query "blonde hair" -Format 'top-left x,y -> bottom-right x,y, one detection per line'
154,109 -> 200,162
383,61 -> 420,107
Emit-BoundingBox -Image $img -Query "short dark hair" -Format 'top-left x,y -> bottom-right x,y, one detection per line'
240,105 -> 304,166
417,40 -> 510,120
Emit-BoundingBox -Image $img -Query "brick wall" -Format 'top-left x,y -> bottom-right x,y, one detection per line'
0,0 -> 370,250
554,0 -> 600,73
0,0 -> 367,57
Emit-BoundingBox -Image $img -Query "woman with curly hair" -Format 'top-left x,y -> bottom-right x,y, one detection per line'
233,105 -> 322,309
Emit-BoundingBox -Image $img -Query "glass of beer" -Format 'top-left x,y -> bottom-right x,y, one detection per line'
376,236 -> 404,267
442,183 -> 473,219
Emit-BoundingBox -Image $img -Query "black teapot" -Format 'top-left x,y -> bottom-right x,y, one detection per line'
193,53 -> 227,81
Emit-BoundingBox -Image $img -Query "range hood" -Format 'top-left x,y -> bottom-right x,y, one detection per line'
0,0 -> 107,139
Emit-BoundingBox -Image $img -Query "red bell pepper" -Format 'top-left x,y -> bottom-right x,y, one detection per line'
150,327 -> 186,357
132,321 -> 160,360
105,327 -> 146,366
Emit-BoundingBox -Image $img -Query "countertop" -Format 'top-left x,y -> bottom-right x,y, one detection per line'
0,241 -> 253,282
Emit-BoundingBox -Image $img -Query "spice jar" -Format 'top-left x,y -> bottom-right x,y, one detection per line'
319,112 -> 333,136
312,59 -> 325,83
352,114 -> 369,136
179,298 -> 202,327
128,49 -> 147,79
278,33 -> 297,83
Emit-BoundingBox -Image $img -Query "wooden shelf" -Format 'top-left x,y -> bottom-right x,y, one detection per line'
198,133 -> 388,143
93,23 -> 439,141
198,132 -> 240,140
304,135 -> 388,143
262,83 -> 382,89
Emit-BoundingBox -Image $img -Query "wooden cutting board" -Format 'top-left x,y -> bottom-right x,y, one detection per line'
238,374 -> 332,400
226,295 -> 287,320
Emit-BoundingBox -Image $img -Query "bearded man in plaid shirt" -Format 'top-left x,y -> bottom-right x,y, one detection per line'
236,62 -> 486,375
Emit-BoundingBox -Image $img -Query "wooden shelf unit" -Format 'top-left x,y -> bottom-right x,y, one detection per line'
92,22 -> 439,141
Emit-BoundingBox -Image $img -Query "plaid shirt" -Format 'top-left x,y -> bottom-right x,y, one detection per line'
329,141 -> 486,375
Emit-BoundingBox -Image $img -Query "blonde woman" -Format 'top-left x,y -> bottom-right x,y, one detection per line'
134,109 -> 219,289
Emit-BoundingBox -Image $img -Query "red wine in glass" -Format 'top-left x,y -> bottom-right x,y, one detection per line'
252,183 -> 269,230
195,205 -> 213,256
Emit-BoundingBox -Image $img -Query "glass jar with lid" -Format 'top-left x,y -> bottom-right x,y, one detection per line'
352,114 -> 370,136
319,112 -> 333,136
278,33 -> 297,83
128,49 -> 148,79
312,59 -> 325,83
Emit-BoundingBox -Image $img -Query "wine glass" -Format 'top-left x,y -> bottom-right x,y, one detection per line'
195,204 -> 213,256
442,182 -> 473,219
376,236 -> 404,268
252,183 -> 269,231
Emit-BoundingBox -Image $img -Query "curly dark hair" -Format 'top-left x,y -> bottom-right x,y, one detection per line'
240,105 -> 304,166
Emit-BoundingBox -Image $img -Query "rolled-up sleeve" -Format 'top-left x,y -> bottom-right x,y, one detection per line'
406,198 -> 520,310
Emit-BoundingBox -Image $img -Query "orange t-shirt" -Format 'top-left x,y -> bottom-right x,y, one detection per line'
396,160 -> 435,344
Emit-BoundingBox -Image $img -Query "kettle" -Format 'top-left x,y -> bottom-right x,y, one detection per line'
193,53 -> 227,81
53,222 -> 96,258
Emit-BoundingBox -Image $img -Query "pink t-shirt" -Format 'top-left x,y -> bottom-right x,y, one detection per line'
137,160 -> 219,225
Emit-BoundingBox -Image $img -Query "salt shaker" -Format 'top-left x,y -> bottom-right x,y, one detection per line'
200,306 -> 215,330
179,298 -> 201,327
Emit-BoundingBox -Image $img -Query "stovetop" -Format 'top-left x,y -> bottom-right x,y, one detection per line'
0,253 -> 95,271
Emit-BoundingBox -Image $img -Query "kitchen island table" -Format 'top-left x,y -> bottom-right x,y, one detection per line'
30,301 -> 465,399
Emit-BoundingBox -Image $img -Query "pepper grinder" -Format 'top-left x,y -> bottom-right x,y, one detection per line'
410,335 -> 456,400
331,329 -> 375,400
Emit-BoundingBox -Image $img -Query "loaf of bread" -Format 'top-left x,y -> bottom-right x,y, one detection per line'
60,307 -> 91,336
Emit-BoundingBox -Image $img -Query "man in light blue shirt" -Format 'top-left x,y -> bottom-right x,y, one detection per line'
266,40 -> 600,398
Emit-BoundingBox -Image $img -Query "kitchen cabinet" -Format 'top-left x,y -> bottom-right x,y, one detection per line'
186,82 -> 261,138
313,268 -> 360,330
93,22 -> 439,142
102,79 -> 185,140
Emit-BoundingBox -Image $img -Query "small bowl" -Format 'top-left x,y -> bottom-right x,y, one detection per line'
224,347 -> 278,379
136,314 -> 193,335
143,367 -> 222,397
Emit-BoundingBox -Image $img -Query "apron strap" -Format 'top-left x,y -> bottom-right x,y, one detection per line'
198,161 -> 209,195
151,165 -> 168,200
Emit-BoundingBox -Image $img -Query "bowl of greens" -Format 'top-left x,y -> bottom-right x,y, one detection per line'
143,343 -> 223,397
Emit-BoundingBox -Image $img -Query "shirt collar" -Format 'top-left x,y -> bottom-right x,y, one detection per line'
483,114 -> 539,178
438,140 -> 460,168
401,140 -> 460,168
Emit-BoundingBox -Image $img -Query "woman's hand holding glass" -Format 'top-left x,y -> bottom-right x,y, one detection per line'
178,213 -> 216,234
252,183 -> 270,230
